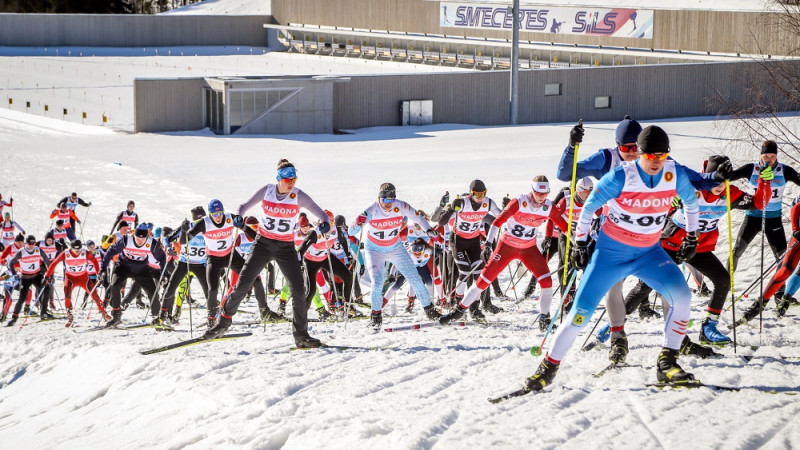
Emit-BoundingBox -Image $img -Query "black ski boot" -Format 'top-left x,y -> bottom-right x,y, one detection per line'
469,302 -> 486,323
482,297 -> 504,314
203,316 -> 232,340
6,315 -> 18,327
537,313 -> 556,332
23,305 -> 30,315
405,296 -> 416,313
525,358 -> 559,391
696,283 -> 712,297
261,307 -> 283,322
424,304 -> 442,321
105,309 -> 122,328
316,306 -> 332,321
152,310 -> 171,327
638,302 -> 661,320
369,310 -> 382,330
656,347 -> 695,383
295,334 -> 323,348
609,336 -> 629,364
0,313 -> 5,323
39,312 -> 55,320
278,299 -> 287,316
440,306 -> 466,325
775,296 -> 792,318
679,336 -> 719,359
741,300 -> 765,323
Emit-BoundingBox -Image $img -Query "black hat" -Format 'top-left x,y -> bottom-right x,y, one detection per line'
703,155 -> 731,174
25,235 -> 37,244
70,240 -> 82,250
379,182 -> 396,199
334,215 -> 347,228
55,219 -> 64,227
761,140 -> 778,155
637,126 -> 670,154
127,200 -> 135,206
118,221 -> 129,230
469,179 -> 487,192
615,115 -> 642,146
45,231 -> 54,241
15,233 -> 24,242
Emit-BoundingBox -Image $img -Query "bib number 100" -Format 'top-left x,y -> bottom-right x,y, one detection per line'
612,212 -> 666,227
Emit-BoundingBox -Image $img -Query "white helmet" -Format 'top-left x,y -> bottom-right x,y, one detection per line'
575,177 -> 594,192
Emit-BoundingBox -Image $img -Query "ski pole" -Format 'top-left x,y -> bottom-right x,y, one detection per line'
347,225 -> 365,329
19,279 -> 51,330
506,265 -> 519,302
580,308 -> 606,350
79,205 -> 91,241
322,231 -> 339,314
561,121 -> 581,295
759,176 -> 767,342
530,269 -> 578,356
725,180 -> 737,353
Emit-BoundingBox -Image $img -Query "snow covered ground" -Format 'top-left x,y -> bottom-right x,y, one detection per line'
1,107 -> 799,448
163,0 -> 270,15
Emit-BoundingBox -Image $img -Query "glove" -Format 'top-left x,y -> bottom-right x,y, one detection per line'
180,219 -> 190,232
97,271 -> 107,286
570,240 -> 592,270
318,221 -> 331,234
87,202 -> 92,206
502,194 -> 511,209
677,232 -> 698,262
166,246 -> 177,257
45,275 -> 54,285
481,245 -> 493,261
713,160 -> 733,182
359,265 -> 365,276
451,198 -> 464,212
569,123 -> 584,147
355,214 -> 367,226
439,191 -> 450,207
232,215 -> 244,229
426,228 -> 438,238
671,196 -> 682,209
793,230 -> 800,241
760,165 -> 774,182
541,237 -> 552,256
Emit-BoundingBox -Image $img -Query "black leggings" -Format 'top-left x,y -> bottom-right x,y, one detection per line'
108,265 -> 158,315
731,215 -> 786,271
231,251 -> 268,311
625,250 -> 730,314
13,274 -> 50,317
160,260 -> 209,312
221,235 -> 308,339
206,254 -> 234,318
304,255 -> 353,307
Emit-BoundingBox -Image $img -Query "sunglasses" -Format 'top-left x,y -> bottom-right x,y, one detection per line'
211,211 -> 225,218
471,190 -> 486,199
280,177 -> 297,183
641,152 -> 669,161
380,198 -> 396,204
619,144 -> 638,153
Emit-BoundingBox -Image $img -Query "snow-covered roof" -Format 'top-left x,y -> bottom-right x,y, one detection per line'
161,0 -> 270,15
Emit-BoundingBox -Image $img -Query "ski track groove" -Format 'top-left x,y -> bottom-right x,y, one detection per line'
625,393 -> 666,449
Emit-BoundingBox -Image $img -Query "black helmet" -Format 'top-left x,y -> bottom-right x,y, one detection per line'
70,240 -> 82,250
334,215 -> 347,228
469,179 -> 486,193
25,235 -> 37,244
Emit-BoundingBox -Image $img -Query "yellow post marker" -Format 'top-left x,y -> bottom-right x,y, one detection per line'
726,180 -> 737,353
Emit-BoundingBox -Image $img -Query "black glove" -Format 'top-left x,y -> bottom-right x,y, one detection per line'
451,198 -> 464,211
570,240 -> 592,270
569,123 -> 584,147
677,232 -> 698,262
98,271 -> 107,287
46,275 -> 55,285
793,230 -> 800,241
439,191 -> 450,208
166,246 -> 178,257
502,194 -> 511,209
232,214 -> 244,229
318,221 -> 331,234
713,160 -> 733,182
481,245 -> 493,261
180,219 -> 190,232
541,237 -> 552,256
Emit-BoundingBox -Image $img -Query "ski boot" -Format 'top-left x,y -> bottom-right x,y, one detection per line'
424,304 -> 442,321
439,306 -> 466,325
482,297 -> 504,314
105,309 -> 122,328
775,295 -> 792,318
609,336 -> 629,364
525,358 -> 559,391
203,316 -> 232,340
171,306 -> 181,324
261,307 -> 283,322
404,296 -> 416,314
537,313 -> 555,332
680,336 -> 719,358
656,347 -> 695,384
6,315 -> 18,327
492,284 -> 508,300
699,317 -> 731,346
294,334 -> 323,348
469,302 -> 486,323
369,310 -> 382,330
0,313 -> 6,323
23,305 -> 30,315
207,316 -> 216,329
316,306 -> 332,321
696,284 -> 712,297
65,309 -> 75,327
595,323 -> 611,343
277,300 -> 287,317
101,310 -> 112,322
39,312 -> 55,321
739,300 -> 765,325
638,302 -> 661,320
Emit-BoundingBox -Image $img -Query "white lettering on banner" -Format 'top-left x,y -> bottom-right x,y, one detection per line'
620,197 -> 673,208
440,2 -> 653,39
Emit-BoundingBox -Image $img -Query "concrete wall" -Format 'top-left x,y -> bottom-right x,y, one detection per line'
0,14 -> 272,47
331,60 -> 797,130
271,0 -> 793,56
134,78 -> 206,133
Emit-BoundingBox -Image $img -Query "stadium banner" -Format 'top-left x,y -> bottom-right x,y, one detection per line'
439,2 -> 653,39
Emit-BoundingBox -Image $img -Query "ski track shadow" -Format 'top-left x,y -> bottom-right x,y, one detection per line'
0,366 -> 27,390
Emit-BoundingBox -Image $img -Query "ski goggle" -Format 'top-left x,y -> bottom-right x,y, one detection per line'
276,166 -> 297,181
380,198 -> 396,204
210,211 -> 225,219
641,152 -> 670,161
470,190 -> 486,199
411,243 -> 425,253
619,144 -> 638,153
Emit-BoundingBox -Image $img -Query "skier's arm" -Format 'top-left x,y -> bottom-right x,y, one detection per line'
675,165 -> 700,233
783,165 -> 800,186
488,198 -> 503,217
101,239 -> 125,271
40,250 -> 51,274
7,251 -> 22,275
240,224 -> 257,240
109,211 -> 124,235
297,231 -> 318,255
151,240 -> 167,269
727,163 -> 756,182
557,147 -> 609,181
69,209 -> 80,223
436,205 -> 456,227
403,202 -> 432,230
682,164 -> 722,191
185,220 -> 207,241
574,168 -> 626,242
57,197 -> 69,208
14,221 -> 24,234
237,185 -> 268,216
44,252 -> 66,278
336,231 -> 353,261
296,190 -> 330,226
78,197 -> 90,207
486,199 -> 520,243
